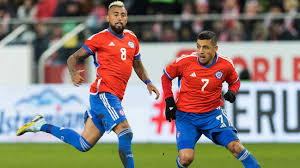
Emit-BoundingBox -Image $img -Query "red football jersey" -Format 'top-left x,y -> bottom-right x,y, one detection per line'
164,52 -> 239,113
83,28 -> 140,100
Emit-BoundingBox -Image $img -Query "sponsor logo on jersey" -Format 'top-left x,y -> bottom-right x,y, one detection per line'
119,109 -> 125,116
108,41 -> 115,46
190,72 -> 196,77
215,71 -> 223,79
128,41 -> 134,48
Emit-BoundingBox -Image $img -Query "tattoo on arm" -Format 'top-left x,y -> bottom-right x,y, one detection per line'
133,59 -> 149,83
67,48 -> 90,75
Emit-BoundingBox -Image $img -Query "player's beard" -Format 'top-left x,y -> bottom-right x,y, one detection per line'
111,23 -> 125,35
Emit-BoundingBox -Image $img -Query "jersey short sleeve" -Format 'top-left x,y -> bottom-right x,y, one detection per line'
164,59 -> 184,80
225,60 -> 239,84
133,34 -> 141,60
82,34 -> 100,55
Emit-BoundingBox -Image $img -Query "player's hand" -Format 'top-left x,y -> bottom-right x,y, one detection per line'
71,70 -> 85,87
224,90 -> 236,103
147,83 -> 160,100
165,97 -> 177,122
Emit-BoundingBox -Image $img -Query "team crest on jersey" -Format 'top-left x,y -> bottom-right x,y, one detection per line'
215,71 -> 223,79
119,109 -> 125,116
128,41 -> 134,48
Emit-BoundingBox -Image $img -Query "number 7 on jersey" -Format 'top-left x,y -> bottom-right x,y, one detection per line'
201,79 -> 209,91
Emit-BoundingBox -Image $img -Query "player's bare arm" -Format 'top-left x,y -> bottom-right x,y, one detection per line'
67,48 -> 90,87
133,58 -> 160,99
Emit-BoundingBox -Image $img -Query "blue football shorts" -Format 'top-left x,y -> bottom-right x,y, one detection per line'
88,92 -> 127,134
175,107 -> 238,151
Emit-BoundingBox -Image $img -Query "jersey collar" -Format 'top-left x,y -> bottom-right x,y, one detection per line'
197,52 -> 218,68
107,28 -> 124,39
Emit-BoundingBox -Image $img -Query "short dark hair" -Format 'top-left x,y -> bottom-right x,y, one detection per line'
197,31 -> 217,46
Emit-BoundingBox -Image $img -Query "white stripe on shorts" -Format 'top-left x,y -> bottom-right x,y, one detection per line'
99,93 -> 119,121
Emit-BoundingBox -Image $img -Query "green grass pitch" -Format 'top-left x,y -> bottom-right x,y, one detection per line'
1,143 -> 299,168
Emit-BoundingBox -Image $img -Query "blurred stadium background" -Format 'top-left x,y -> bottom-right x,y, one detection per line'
1,0 -> 300,167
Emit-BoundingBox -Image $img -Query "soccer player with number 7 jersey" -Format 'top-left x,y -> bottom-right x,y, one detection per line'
161,31 -> 261,168
16,1 -> 159,168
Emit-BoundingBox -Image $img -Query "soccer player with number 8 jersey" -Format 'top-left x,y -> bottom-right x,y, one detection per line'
16,1 -> 160,168
162,31 -> 261,168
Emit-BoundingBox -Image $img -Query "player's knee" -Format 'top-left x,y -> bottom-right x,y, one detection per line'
227,140 -> 244,156
114,120 -> 131,134
180,153 -> 194,166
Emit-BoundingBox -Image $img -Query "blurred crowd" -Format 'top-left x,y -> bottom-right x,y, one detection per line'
0,0 -> 300,68
131,0 -> 300,42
